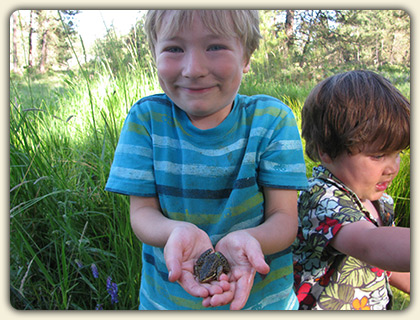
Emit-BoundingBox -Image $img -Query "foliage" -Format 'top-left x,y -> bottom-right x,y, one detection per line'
89,18 -> 154,78
391,287 -> 410,310
9,10 -> 410,310
10,10 -> 79,74
250,10 -> 410,87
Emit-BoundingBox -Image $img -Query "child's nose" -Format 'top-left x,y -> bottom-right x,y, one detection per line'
385,154 -> 401,176
182,50 -> 208,79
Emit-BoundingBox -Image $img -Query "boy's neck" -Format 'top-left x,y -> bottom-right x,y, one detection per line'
187,102 -> 233,130
361,199 -> 382,226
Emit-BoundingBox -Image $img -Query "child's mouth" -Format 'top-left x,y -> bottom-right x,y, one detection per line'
376,181 -> 389,191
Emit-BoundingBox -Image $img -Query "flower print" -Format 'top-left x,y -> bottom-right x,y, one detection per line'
296,282 -> 316,308
352,297 -> 370,310
316,266 -> 335,287
370,267 -> 384,277
302,255 -> 322,271
295,228 -> 305,242
316,216 -> 341,236
383,211 -> 391,225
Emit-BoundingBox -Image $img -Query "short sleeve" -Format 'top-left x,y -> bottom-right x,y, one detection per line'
298,185 -> 369,260
258,105 -> 308,190
105,101 -> 156,197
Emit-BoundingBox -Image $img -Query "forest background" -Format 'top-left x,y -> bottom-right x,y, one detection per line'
9,9 -> 411,310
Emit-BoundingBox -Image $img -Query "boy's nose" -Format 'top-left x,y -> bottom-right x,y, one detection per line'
385,154 -> 401,176
182,50 -> 208,79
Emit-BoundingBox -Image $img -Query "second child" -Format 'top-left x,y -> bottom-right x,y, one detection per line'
293,70 -> 410,310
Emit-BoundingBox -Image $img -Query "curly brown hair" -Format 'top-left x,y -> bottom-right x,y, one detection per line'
301,70 -> 410,162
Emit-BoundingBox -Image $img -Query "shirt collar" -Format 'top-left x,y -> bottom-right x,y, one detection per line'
312,165 -> 384,226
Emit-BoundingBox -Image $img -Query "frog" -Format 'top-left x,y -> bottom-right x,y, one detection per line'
194,248 -> 231,283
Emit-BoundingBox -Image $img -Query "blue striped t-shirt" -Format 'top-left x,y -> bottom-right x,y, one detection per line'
105,93 -> 308,310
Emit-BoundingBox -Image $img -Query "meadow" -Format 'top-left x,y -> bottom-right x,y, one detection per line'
10,44 -> 410,309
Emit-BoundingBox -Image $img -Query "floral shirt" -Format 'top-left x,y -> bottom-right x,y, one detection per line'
293,166 -> 394,310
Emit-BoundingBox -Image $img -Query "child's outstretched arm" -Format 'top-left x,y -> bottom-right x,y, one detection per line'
330,220 -> 410,272
389,272 -> 410,294
208,188 -> 298,310
130,195 -> 229,299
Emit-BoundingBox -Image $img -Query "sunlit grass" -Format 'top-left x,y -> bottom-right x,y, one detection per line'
10,54 -> 161,308
391,287 -> 410,310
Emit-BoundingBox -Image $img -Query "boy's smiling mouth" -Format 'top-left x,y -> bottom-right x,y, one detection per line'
181,85 -> 217,94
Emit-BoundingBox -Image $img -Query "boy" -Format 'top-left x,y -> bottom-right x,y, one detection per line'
105,10 -> 308,310
293,70 -> 410,310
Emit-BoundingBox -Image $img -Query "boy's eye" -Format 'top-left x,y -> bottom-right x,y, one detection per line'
370,154 -> 385,160
208,44 -> 226,51
165,46 -> 183,53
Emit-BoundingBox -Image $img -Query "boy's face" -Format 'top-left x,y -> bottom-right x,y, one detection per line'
154,12 -> 250,129
323,149 -> 401,202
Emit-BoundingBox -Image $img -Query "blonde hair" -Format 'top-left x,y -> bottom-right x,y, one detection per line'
145,10 -> 261,63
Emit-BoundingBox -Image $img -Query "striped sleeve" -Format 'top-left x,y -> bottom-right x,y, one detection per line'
105,97 -> 157,197
258,106 -> 308,189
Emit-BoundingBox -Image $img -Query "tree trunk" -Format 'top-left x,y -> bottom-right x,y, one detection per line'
285,10 -> 294,50
28,10 -> 34,69
39,29 -> 48,73
12,12 -> 21,74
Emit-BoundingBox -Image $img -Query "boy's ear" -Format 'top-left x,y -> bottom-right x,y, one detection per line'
243,61 -> 251,74
319,150 -> 333,164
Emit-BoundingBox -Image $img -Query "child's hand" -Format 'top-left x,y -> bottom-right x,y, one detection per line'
164,223 -> 230,299
203,230 -> 270,310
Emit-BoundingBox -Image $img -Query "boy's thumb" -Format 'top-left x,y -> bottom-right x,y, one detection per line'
247,243 -> 270,275
166,257 -> 181,282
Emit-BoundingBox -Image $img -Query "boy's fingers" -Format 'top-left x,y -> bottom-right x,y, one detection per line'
245,243 -> 270,275
208,288 -> 235,307
249,253 -> 270,275
202,296 -> 212,308
167,264 -> 180,282
164,250 -> 182,282
229,273 -> 254,310
178,271 -> 210,298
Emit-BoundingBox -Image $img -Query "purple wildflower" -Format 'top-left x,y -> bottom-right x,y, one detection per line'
91,263 -> 99,279
95,303 -> 103,310
106,276 -> 112,290
75,259 -> 83,269
106,276 -> 119,304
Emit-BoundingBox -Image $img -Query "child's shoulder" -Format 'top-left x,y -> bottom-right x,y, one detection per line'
238,94 -> 293,116
133,93 -> 172,109
239,93 -> 286,106
299,168 -> 351,207
126,94 -> 173,119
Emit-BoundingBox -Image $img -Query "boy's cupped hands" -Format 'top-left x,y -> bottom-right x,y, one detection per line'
165,225 -> 270,310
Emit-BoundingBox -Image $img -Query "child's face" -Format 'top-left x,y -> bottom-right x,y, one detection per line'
154,12 -> 250,128
324,149 -> 401,202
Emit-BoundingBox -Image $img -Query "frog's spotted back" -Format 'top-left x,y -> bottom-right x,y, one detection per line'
194,249 -> 230,283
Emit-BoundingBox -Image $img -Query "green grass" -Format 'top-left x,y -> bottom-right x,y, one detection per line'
391,287 -> 410,310
9,38 -> 410,310
10,62 -> 160,309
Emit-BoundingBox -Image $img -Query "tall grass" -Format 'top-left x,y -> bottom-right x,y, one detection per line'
9,28 -> 410,309
10,46 -> 161,308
